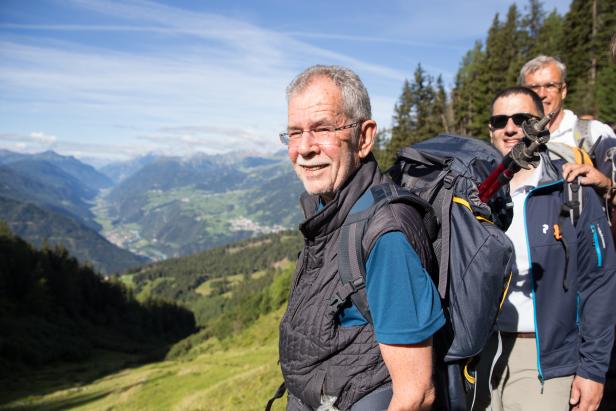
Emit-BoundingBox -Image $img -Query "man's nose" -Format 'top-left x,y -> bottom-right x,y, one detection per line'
296,131 -> 319,154
504,118 -> 520,135
536,87 -> 548,99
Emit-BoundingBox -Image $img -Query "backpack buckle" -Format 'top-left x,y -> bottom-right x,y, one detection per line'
329,291 -> 345,311
443,173 -> 456,189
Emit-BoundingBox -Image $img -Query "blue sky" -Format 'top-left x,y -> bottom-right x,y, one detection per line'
0,0 -> 571,163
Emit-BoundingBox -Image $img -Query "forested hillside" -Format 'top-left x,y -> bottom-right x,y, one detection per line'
122,230 -> 302,341
0,222 -> 195,384
374,0 -> 616,167
0,197 -> 147,274
0,227 -> 299,410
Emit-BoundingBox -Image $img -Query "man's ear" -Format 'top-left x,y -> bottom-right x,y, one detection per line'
561,82 -> 568,101
357,120 -> 377,159
488,124 -> 495,144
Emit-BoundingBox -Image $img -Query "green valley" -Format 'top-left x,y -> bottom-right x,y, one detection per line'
0,308 -> 287,411
94,152 -> 304,261
1,226 -> 300,411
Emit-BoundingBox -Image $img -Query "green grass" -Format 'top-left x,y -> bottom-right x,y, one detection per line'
195,270 -> 267,297
0,308 -> 288,411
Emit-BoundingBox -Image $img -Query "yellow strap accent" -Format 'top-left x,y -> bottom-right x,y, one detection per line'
464,359 -> 476,384
476,215 -> 494,224
570,146 -> 592,165
454,196 -> 495,224
453,196 -> 471,210
499,271 -> 513,310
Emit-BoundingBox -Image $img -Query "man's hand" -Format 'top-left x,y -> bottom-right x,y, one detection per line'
379,339 -> 434,411
569,375 -> 604,411
562,163 -> 611,190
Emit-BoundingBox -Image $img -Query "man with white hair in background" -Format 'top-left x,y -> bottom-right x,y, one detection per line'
519,55 -> 616,207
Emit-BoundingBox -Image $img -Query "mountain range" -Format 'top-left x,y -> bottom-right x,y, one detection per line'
0,148 -> 304,272
98,150 -> 304,259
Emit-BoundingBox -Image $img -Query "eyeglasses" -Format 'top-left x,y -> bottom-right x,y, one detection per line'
279,121 -> 362,146
526,82 -> 564,93
489,113 -> 539,129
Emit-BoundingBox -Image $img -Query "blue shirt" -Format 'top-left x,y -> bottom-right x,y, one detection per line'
339,231 -> 445,344
319,192 -> 445,345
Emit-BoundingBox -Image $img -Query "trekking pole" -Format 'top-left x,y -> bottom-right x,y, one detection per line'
478,112 -> 555,203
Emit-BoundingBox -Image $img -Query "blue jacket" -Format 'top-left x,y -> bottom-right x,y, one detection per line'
523,153 -> 616,384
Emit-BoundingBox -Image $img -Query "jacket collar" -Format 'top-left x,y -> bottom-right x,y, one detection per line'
536,149 -> 564,187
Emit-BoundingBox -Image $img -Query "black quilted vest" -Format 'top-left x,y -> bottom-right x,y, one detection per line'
278,154 -> 435,410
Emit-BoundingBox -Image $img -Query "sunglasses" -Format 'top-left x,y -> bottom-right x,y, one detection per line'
489,113 -> 539,129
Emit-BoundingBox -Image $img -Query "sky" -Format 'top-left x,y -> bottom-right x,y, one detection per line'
0,0 -> 572,164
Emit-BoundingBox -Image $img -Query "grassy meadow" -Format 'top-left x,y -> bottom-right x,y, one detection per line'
1,307 -> 287,411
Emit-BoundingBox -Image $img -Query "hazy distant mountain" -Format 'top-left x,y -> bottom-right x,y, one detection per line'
99,153 -> 160,184
0,161 -> 100,230
99,151 -> 304,259
0,150 -> 146,273
0,149 -> 112,192
0,196 -> 148,274
0,148 -> 305,265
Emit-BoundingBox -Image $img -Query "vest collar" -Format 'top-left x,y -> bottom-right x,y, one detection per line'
299,153 -> 381,239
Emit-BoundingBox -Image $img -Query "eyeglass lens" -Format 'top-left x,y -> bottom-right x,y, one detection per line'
489,113 -> 534,129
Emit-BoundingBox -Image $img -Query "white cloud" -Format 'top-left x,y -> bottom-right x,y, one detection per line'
0,0 -> 409,160
30,131 -> 57,145
0,0 -> 572,161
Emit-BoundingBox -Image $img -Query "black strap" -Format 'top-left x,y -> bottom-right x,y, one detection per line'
437,184 -> 454,299
265,382 -> 286,411
564,178 -> 582,226
336,183 -> 428,324
336,194 -> 373,323
557,177 -> 582,292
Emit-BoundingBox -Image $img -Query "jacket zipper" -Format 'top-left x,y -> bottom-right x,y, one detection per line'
590,224 -> 603,267
523,180 -> 563,387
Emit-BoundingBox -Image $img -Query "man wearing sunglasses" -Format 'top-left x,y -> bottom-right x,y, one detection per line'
277,65 -> 444,411
519,55 -> 616,208
473,86 -> 616,411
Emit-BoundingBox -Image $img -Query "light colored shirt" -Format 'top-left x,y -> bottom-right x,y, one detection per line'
497,160 -> 543,333
551,109 -> 616,148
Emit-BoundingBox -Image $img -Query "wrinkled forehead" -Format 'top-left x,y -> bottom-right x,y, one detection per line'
288,78 -> 344,122
526,63 -> 564,82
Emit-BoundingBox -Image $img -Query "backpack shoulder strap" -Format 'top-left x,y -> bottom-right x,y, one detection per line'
574,118 -> 593,152
555,177 -> 583,292
335,183 -> 433,324
547,141 -> 593,165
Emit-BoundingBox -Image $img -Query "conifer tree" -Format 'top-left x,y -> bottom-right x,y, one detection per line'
594,0 -> 616,124
561,0 -> 596,114
434,75 -> 450,134
452,41 -> 488,138
410,64 -> 438,142
371,128 -> 391,169
560,0 -> 616,118
387,79 -> 415,166
531,9 -> 563,59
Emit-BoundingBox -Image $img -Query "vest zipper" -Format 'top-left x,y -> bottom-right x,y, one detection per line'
289,242 -> 309,322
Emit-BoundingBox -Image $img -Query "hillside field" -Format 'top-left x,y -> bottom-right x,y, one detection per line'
0,307 -> 287,411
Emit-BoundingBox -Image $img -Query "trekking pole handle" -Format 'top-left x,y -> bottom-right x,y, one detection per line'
478,112 -> 554,203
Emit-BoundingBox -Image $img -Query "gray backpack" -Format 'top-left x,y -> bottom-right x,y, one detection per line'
337,134 -> 515,410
